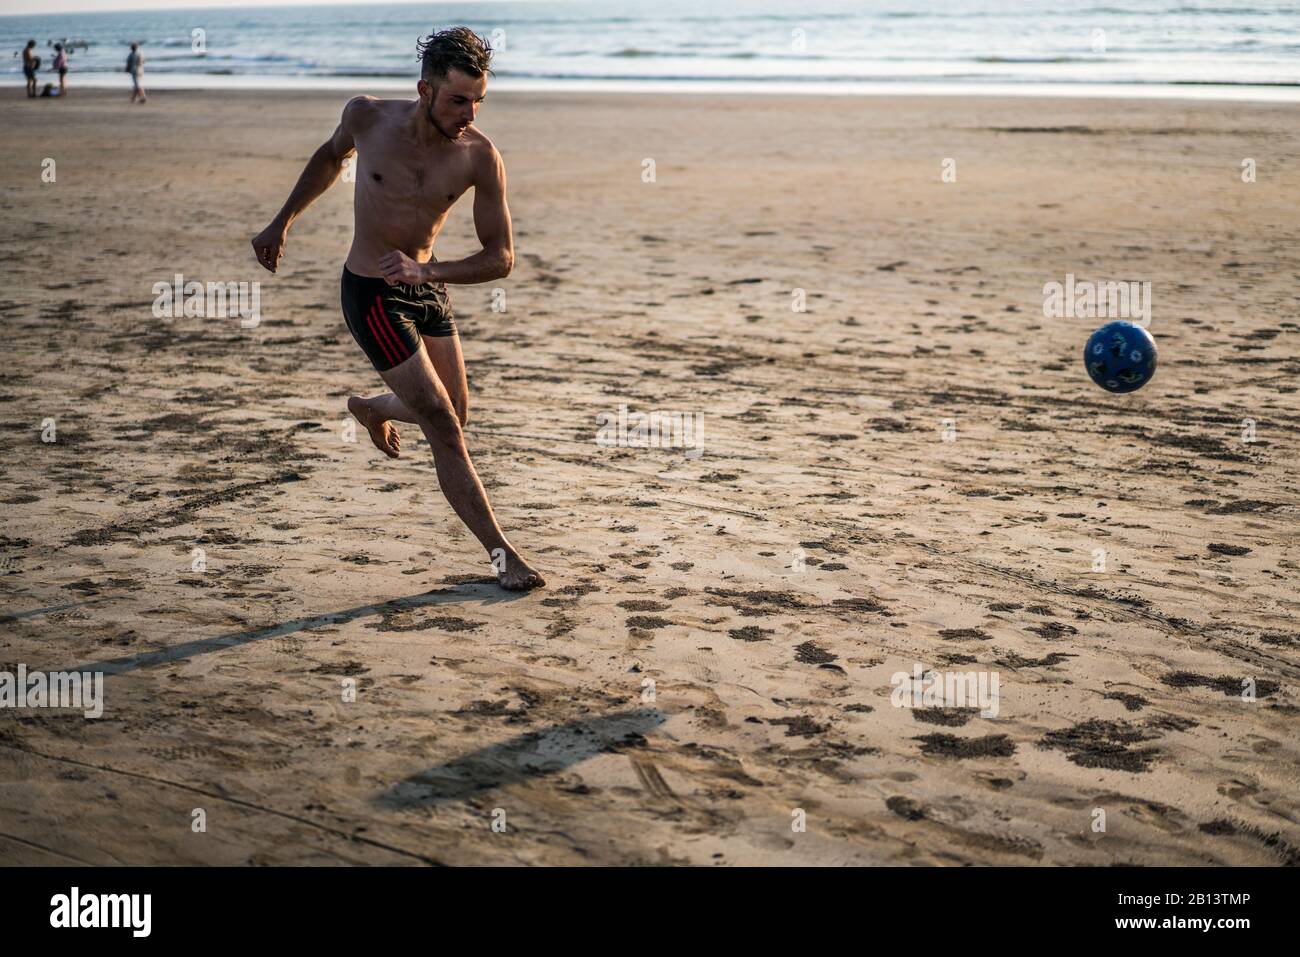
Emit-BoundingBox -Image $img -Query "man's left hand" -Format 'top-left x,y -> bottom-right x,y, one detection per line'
378,250 -> 428,285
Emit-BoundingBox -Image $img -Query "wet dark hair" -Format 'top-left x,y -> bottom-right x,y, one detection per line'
417,27 -> 493,84
54,43 -> 62,51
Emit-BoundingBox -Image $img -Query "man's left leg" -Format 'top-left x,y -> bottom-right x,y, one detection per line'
349,334 -> 467,456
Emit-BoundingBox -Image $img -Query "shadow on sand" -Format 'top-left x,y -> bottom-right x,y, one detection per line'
67,582 -> 524,677
374,707 -> 667,809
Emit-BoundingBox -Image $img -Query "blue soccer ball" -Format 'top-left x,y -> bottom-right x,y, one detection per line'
1083,321 -> 1157,394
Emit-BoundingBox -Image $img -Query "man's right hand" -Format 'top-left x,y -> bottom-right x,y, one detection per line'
251,223 -> 287,273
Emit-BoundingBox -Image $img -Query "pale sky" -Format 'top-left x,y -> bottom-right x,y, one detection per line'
0,0 -> 521,16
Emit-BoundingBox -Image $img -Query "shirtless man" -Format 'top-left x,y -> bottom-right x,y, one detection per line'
251,27 -> 544,591
22,41 -> 37,99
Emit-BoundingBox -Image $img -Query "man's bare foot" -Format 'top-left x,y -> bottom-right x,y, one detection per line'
497,551 -> 546,591
348,395 -> 400,458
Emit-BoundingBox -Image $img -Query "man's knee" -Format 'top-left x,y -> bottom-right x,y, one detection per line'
409,393 -> 463,446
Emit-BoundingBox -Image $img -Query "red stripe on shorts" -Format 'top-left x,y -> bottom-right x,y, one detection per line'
365,306 -> 399,367
374,295 -> 411,363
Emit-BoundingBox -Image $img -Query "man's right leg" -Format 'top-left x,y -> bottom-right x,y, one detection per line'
378,343 -> 543,591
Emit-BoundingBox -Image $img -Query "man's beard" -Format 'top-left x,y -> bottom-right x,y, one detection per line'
425,102 -> 462,141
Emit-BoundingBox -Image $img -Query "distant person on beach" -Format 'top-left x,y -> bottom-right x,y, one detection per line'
250,27 -> 544,591
126,42 -> 146,103
53,43 -> 68,95
22,41 -> 37,98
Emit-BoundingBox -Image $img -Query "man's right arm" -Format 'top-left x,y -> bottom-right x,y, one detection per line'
251,96 -> 367,273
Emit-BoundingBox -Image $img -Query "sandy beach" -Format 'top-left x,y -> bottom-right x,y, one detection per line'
0,88 -> 1297,865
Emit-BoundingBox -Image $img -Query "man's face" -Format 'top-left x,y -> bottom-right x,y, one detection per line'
419,68 -> 487,141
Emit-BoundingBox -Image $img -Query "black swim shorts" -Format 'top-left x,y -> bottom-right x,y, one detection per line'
340,265 -> 455,372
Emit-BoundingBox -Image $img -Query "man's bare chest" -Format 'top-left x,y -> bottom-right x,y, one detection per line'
354,130 -> 472,216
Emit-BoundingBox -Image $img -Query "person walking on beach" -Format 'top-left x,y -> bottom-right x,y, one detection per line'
250,28 -> 545,591
126,42 -> 146,103
53,43 -> 68,95
22,41 -> 37,98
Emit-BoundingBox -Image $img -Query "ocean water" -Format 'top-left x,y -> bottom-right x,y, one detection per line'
3,0 -> 1299,97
